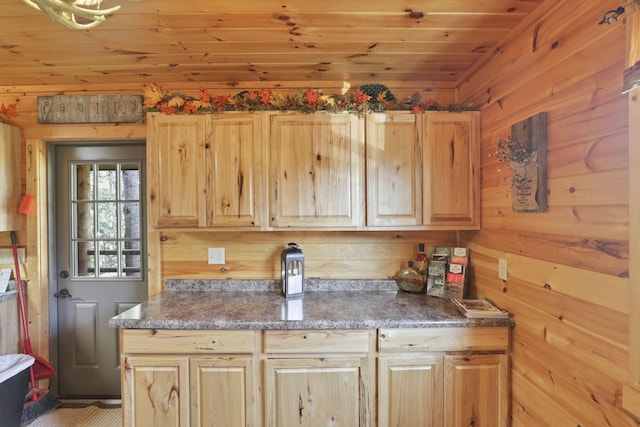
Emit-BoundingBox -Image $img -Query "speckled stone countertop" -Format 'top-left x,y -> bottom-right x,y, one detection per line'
109,279 -> 513,330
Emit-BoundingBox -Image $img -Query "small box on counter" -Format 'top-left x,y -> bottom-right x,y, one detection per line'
426,247 -> 469,299
426,259 -> 447,297
451,247 -> 469,265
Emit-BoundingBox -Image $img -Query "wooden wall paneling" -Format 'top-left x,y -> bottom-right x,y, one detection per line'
480,169 -> 628,210
156,231 -> 457,284
473,36 -> 625,131
479,205 -> 629,244
511,341 -> 634,427
511,313 -> 637,426
511,368 -> 583,426
624,70 -> 640,414
147,231 -> 161,298
505,275 -> 628,354
465,242 -> 628,314
0,297 -> 21,354
462,228 -> 628,278
481,111 -> 628,185
547,130 -> 628,178
466,249 -> 630,351
477,192 -> 629,241
457,0 -> 622,105
549,169 -> 628,206
0,123 -> 22,232
25,138 -> 50,384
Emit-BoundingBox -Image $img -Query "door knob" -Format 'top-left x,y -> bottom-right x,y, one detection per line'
54,288 -> 72,298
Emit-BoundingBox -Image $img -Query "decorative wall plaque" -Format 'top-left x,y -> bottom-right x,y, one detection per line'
510,112 -> 548,212
37,95 -> 144,124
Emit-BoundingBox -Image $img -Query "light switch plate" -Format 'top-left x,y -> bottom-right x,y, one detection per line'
208,248 -> 225,265
498,258 -> 508,281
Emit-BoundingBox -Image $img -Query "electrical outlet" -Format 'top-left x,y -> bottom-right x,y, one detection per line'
207,248 -> 225,265
498,258 -> 508,281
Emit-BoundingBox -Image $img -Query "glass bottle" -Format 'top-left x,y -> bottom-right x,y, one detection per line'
395,261 -> 427,293
415,243 -> 428,274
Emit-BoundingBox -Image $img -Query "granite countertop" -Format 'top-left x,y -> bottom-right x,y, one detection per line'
110,279 -> 513,330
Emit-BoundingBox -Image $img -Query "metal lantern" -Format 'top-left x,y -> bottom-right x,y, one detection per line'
280,242 -> 304,298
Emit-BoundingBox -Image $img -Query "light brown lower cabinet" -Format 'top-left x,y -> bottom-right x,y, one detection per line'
120,327 -> 509,427
378,354 -> 444,426
444,354 -> 509,427
378,327 -> 510,427
121,329 -> 258,427
263,329 -> 374,426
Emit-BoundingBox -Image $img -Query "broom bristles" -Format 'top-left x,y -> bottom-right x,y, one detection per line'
21,389 -> 60,426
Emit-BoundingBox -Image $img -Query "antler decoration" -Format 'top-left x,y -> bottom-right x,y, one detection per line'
22,0 -> 122,30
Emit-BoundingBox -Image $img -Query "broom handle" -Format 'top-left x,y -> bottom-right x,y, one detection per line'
11,231 -> 33,355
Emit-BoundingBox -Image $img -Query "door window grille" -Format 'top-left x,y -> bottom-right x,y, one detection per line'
70,162 -> 142,279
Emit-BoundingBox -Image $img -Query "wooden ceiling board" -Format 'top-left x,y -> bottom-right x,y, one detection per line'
0,0 -> 544,87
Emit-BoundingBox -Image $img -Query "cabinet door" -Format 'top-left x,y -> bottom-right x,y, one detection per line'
191,356 -> 257,427
444,354 -> 509,427
122,355 -> 190,427
205,114 -> 263,227
147,114 -> 207,228
264,357 -> 367,427
378,355 -> 443,427
269,113 -> 365,228
423,112 -> 480,228
366,113 -> 422,227
0,123 -> 22,231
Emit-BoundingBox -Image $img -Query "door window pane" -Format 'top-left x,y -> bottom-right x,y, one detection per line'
98,164 -> 117,200
120,202 -> 140,239
97,202 -> 117,239
121,240 -> 141,278
74,164 -> 94,201
75,241 -> 95,277
98,240 -> 118,277
120,165 -> 140,200
74,203 -> 94,239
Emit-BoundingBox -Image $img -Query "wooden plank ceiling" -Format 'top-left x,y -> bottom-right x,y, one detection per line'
0,0 -> 543,88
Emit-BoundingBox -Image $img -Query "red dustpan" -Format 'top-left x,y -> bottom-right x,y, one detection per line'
10,231 -> 56,385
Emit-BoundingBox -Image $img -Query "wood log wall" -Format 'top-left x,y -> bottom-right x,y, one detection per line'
458,0 -> 637,425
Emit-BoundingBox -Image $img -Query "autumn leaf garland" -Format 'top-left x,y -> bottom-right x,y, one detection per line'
143,83 -> 475,116
0,103 -> 19,123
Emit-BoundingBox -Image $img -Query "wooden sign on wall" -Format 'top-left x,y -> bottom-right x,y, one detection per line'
37,95 -> 144,124
510,112 -> 548,213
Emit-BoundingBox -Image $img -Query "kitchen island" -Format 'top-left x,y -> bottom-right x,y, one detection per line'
110,279 -> 513,427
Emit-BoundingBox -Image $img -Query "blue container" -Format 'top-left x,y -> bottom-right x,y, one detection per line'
0,354 -> 34,427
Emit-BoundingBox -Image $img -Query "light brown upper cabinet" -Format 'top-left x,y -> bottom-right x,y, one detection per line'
147,113 -> 263,229
0,123 -> 22,232
268,113 -> 365,229
147,111 -> 478,231
366,112 -> 422,227
423,112 -> 480,229
365,111 -> 480,229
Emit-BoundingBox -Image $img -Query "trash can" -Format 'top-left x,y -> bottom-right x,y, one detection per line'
0,354 -> 35,427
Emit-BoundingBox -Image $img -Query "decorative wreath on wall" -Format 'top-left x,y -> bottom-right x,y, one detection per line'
143,83 -> 476,116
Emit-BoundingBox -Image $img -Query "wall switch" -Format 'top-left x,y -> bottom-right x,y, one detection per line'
208,248 -> 225,265
498,258 -> 508,281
